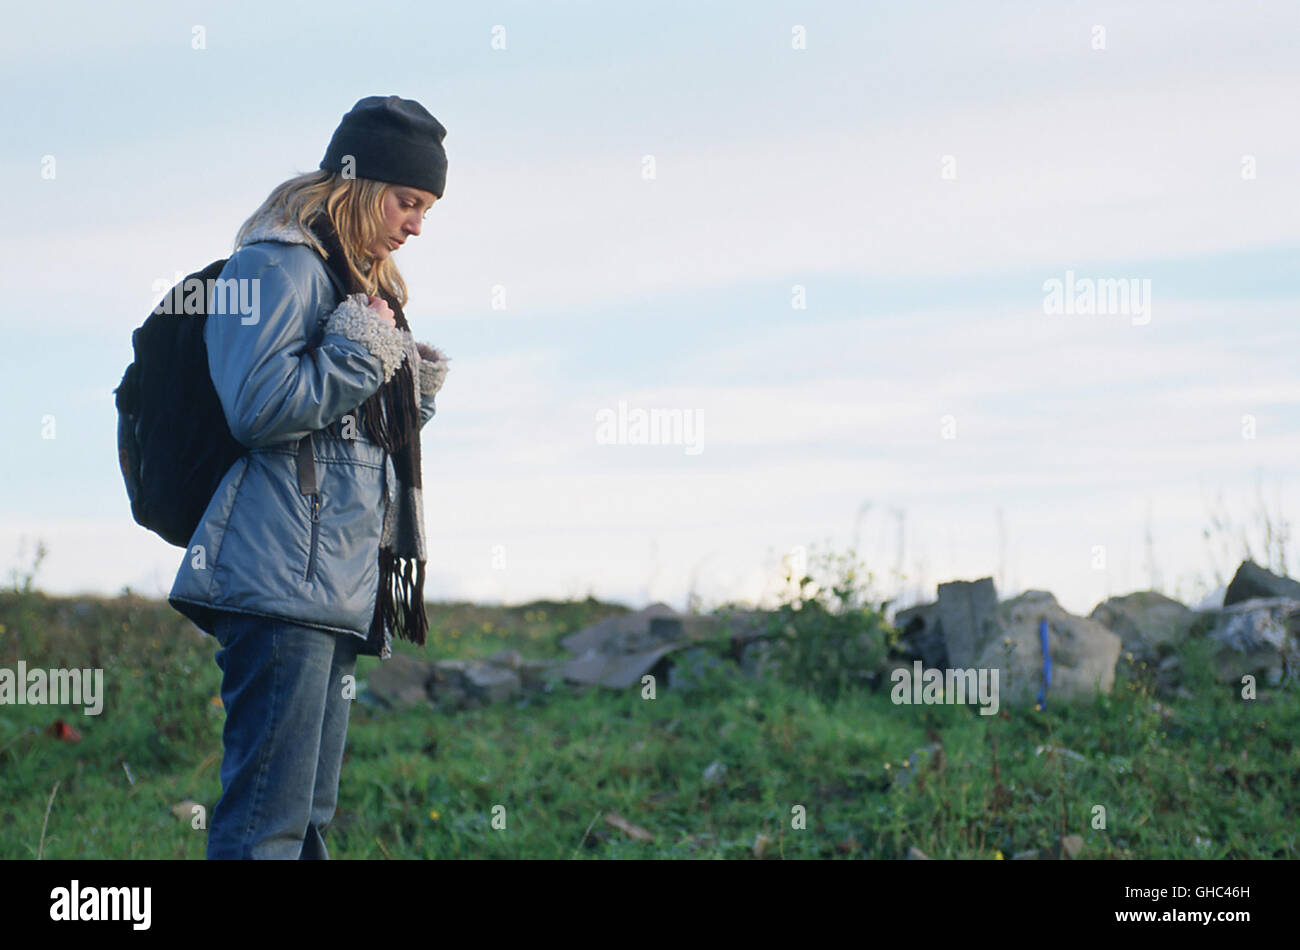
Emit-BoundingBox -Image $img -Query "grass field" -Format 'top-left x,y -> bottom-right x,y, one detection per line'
1,587 -> 1297,859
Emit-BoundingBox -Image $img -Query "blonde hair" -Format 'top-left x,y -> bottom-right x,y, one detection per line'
234,169 -> 408,304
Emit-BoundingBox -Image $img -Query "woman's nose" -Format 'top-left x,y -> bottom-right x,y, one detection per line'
407,217 -> 422,237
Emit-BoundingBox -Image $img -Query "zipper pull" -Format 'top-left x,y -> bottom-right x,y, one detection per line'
311,494 -> 320,522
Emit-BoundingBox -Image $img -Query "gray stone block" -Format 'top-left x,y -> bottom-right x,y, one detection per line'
937,577 -> 1000,668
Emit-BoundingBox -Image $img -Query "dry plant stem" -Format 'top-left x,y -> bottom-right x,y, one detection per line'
573,810 -> 602,859
38,780 -> 60,859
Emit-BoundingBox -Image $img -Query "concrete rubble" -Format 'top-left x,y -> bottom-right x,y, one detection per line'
361,560 -> 1300,711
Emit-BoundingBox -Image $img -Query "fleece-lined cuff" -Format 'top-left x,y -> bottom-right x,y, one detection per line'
416,343 -> 450,396
323,293 -> 408,384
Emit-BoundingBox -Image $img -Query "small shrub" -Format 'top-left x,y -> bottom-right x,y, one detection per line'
760,548 -> 896,703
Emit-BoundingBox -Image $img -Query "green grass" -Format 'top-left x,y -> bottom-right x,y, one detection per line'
1,589 -> 1297,859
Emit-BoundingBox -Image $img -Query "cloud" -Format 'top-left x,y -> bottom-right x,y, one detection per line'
8,67 -> 1300,333
5,1 -> 1298,621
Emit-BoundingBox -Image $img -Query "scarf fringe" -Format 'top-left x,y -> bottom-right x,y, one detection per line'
369,548 -> 429,646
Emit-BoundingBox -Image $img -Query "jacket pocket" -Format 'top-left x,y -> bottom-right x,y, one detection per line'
305,492 -> 321,582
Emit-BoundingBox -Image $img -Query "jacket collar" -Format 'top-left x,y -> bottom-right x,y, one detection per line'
238,215 -> 315,248
238,213 -> 374,292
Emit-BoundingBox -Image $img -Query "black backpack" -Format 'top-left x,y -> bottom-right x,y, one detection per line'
113,259 -> 248,548
116,243 -> 351,548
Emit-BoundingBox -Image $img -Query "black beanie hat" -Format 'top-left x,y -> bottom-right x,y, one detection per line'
320,95 -> 448,198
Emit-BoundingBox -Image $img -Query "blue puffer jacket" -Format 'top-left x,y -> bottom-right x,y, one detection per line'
168,215 -> 447,660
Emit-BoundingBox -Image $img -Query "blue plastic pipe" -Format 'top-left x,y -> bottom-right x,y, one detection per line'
1036,618 -> 1052,710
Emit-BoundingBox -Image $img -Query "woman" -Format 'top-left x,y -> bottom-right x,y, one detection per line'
168,96 -> 451,859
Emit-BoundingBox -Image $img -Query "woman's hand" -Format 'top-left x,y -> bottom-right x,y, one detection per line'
367,295 -> 396,329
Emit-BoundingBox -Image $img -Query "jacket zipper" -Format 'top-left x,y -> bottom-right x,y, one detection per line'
305,492 -> 321,582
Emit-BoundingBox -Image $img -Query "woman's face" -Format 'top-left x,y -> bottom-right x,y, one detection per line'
370,185 -> 438,260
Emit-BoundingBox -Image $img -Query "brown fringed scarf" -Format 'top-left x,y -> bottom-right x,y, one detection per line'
307,212 -> 428,651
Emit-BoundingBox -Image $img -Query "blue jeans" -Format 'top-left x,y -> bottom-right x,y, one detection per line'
206,611 -> 361,859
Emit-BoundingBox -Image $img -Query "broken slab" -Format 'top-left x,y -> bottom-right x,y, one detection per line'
366,652 -> 435,708
558,642 -> 681,689
1202,596 -> 1299,684
937,578 -> 1000,668
557,602 -> 710,689
973,590 -> 1121,705
1224,561 -> 1300,606
891,600 -> 948,668
463,662 -> 522,704
1088,590 -> 1196,664
559,602 -> 680,656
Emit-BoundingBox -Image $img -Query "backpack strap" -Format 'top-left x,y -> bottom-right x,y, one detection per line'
316,247 -> 349,301
296,433 -> 317,495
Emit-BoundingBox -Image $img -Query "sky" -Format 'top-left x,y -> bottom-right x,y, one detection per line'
0,0 -> 1297,620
